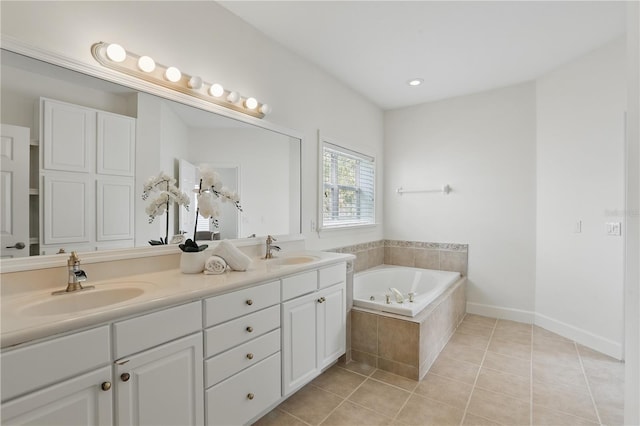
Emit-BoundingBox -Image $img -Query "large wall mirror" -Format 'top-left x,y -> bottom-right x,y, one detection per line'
0,48 -> 302,260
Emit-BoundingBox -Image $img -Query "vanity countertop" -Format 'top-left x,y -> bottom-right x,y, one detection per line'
1,251 -> 353,349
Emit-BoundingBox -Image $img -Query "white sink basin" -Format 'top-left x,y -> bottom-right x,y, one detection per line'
270,255 -> 320,266
20,283 -> 152,317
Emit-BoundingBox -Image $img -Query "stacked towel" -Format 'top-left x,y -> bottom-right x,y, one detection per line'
204,255 -> 227,275
212,240 -> 252,271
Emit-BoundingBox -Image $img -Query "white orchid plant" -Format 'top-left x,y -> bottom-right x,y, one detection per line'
142,172 -> 190,245
180,166 -> 243,252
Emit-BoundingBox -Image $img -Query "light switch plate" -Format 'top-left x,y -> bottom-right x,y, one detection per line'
606,222 -> 622,236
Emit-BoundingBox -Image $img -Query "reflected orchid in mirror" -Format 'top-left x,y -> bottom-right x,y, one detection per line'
142,172 -> 190,245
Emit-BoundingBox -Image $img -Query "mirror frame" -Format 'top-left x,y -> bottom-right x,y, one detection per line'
0,36 -> 304,273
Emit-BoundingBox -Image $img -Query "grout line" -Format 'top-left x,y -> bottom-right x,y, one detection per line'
275,406 -> 315,426
458,317 -> 497,425
575,342 -> 603,425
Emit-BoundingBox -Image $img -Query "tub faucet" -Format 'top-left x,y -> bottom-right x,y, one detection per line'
389,287 -> 404,303
264,235 -> 281,259
52,251 -> 94,295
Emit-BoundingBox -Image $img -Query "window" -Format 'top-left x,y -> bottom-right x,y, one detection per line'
320,141 -> 375,229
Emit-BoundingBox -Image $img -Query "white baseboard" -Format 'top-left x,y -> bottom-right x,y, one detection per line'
466,302 -> 623,360
535,313 -> 623,360
466,302 -> 535,324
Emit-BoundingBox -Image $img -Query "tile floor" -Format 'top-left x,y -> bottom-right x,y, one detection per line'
254,314 -> 625,426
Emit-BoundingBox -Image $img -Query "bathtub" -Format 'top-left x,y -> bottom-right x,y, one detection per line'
353,265 -> 461,317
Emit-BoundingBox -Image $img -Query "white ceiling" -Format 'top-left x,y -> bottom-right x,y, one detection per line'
219,1 -> 626,110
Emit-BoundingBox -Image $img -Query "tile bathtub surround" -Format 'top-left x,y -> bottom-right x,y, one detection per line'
349,278 -> 466,380
255,315 -> 624,426
328,240 -> 468,274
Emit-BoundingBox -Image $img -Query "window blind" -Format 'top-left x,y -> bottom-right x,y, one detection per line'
321,142 -> 375,228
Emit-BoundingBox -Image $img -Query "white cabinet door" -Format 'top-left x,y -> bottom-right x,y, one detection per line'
41,172 -> 92,245
282,292 -> 319,396
42,98 -> 94,173
96,177 -> 134,241
96,112 -> 135,176
1,366 -> 112,426
317,283 -> 346,369
116,333 -> 204,426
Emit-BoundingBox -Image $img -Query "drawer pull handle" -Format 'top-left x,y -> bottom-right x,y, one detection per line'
246,326 -> 254,333
247,393 -> 255,400
318,297 -> 326,303
246,353 -> 254,360
246,299 -> 253,306
120,373 -> 131,382
101,381 -> 112,391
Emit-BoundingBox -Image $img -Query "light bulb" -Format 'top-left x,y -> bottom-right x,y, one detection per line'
188,76 -> 203,89
137,56 -> 156,72
259,104 -> 271,115
106,43 -> 126,62
408,78 -> 424,86
209,83 -> 224,97
164,67 -> 182,82
244,97 -> 258,110
227,91 -> 240,103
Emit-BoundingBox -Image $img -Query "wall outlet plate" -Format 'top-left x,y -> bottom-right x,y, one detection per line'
606,222 -> 622,236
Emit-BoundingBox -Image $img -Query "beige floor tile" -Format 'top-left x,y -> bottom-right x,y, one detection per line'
588,377 -> 625,425
491,327 -> 532,346
461,413 -> 503,426
475,367 -> 530,401
311,364 -> 367,397
395,394 -> 465,426
495,319 -> 532,333
463,314 -> 497,329
342,361 -> 376,377
532,380 -> 598,423
449,331 -> 491,350
488,336 -> 532,361
414,373 -> 473,409
439,339 -> 486,365
429,355 -> 480,384
533,335 -> 578,358
532,405 -> 599,426
467,388 -> 530,426
578,345 -> 625,383
483,351 -> 531,378
371,369 -> 418,392
347,378 -> 411,418
252,408 -> 308,426
533,326 -> 572,342
532,358 -> 589,390
279,385 -> 343,425
320,401 -> 392,426
457,321 -> 495,337
596,401 -> 624,426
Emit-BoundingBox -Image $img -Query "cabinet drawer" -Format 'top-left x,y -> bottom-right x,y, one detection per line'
205,305 -> 280,357
319,262 -> 346,289
205,329 -> 280,388
206,352 -> 281,426
114,301 -> 201,358
1,325 -> 110,402
282,270 -> 317,301
205,280 -> 280,327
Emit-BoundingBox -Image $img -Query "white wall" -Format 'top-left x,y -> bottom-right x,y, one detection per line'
536,38 -> 626,357
0,0 -> 384,250
384,82 -> 538,320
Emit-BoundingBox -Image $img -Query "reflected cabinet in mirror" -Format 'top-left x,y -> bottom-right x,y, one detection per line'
0,49 -> 302,258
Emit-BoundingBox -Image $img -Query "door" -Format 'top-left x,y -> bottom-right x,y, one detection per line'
317,283 -> 347,369
116,333 -> 203,426
1,366 -> 113,425
0,124 -> 30,258
282,292 -> 319,396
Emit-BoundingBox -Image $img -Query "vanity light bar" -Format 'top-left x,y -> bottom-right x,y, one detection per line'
91,42 -> 270,119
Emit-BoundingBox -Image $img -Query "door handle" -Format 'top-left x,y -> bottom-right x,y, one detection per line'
5,242 -> 25,250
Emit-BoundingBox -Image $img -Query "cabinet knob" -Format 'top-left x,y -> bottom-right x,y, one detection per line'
246,353 -> 254,360
246,299 -> 253,306
246,326 -> 254,333
318,297 -> 326,303
120,373 -> 131,382
247,393 -> 255,400
101,381 -> 112,391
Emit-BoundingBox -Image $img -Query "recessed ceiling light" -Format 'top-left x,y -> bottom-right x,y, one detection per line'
408,78 -> 424,87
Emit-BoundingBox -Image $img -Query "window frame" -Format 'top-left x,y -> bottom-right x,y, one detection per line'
317,133 -> 376,231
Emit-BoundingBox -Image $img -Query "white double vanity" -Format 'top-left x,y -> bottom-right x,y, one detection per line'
1,252 -> 350,425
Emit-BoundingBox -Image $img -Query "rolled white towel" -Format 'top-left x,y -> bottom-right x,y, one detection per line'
212,240 -> 252,271
204,255 -> 227,275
